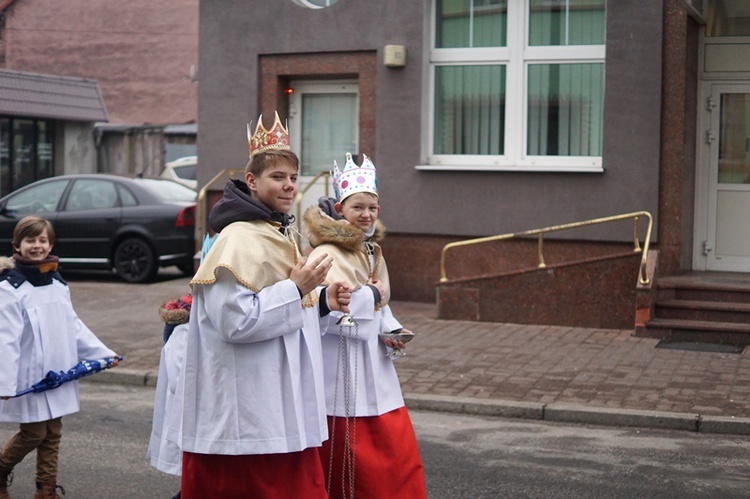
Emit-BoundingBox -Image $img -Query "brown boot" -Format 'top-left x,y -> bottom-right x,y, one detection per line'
0,470 -> 11,499
33,481 -> 65,499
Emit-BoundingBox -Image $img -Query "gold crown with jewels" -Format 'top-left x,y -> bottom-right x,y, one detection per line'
247,111 -> 291,158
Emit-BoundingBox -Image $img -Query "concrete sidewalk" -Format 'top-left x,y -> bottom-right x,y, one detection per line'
71,273 -> 750,435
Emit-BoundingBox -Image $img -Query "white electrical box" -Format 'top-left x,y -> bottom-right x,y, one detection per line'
384,45 -> 406,67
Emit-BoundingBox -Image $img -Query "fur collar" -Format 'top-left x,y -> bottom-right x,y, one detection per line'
303,206 -> 385,252
0,256 -> 14,272
158,294 -> 192,324
159,306 -> 191,325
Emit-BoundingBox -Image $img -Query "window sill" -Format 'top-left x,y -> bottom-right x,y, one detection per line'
414,164 -> 604,173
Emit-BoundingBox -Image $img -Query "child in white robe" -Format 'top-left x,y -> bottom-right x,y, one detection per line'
0,216 -> 118,499
303,153 -> 427,499
147,294 -> 191,499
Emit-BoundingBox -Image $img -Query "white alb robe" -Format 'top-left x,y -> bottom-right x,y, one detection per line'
0,278 -> 116,423
322,285 -> 405,417
167,268 -> 329,455
147,323 -> 188,475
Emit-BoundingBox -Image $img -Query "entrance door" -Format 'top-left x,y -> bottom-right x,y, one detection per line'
704,84 -> 750,271
287,80 -> 359,247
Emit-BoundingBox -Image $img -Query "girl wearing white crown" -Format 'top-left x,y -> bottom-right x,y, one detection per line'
303,152 -> 427,499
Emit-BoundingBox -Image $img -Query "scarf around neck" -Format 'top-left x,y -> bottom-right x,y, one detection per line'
10,253 -> 63,287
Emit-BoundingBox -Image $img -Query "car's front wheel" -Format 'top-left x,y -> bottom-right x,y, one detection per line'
114,238 -> 158,283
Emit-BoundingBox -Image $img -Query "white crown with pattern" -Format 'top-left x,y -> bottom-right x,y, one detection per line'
332,152 -> 378,202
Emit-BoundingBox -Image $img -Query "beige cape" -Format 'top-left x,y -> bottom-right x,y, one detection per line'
191,220 -> 317,308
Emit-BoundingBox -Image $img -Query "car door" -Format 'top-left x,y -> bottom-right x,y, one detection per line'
0,178 -> 68,255
54,178 -> 123,266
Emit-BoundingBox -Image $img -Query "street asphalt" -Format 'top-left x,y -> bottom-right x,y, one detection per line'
69,269 -> 750,436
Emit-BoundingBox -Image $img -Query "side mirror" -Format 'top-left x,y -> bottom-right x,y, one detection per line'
0,203 -> 17,217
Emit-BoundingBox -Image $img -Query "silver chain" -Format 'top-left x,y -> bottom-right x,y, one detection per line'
327,316 -> 359,498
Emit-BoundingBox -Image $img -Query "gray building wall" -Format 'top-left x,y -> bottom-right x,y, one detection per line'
96,129 -> 165,177
61,122 -> 98,175
198,0 -> 663,242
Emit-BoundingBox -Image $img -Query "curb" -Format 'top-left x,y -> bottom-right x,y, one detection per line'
403,393 -> 750,436
85,370 -> 750,436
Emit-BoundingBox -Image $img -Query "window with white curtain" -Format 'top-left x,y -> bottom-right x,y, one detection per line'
288,80 -> 359,176
427,0 -> 606,172
299,92 -> 358,175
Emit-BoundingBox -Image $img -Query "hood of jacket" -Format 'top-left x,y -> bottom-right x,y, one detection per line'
209,179 -> 294,233
303,203 -> 385,252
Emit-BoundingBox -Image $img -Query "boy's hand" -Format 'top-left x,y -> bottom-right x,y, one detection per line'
327,281 -> 351,313
290,254 -> 333,296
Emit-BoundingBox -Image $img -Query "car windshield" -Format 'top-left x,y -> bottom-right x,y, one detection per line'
136,178 -> 196,201
4,180 -> 68,215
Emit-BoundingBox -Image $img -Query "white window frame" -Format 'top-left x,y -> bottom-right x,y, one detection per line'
419,0 -> 605,172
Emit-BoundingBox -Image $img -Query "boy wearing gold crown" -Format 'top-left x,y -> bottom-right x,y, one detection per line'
303,153 -> 427,499
167,113 -> 351,498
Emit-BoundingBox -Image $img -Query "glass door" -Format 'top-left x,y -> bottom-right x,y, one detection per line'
706,84 -> 750,271
288,80 -> 358,175
288,80 -> 359,248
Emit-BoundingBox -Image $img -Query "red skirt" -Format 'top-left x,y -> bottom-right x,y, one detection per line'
181,447 -> 327,499
319,406 -> 427,499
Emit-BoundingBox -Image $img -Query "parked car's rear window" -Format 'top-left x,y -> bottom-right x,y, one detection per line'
173,164 -> 196,181
117,184 -> 138,207
137,178 -> 196,201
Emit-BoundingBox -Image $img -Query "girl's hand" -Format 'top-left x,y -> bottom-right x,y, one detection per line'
367,278 -> 386,302
385,328 -> 413,350
327,281 -> 351,313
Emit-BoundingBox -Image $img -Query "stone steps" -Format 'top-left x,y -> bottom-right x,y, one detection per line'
638,273 -> 750,344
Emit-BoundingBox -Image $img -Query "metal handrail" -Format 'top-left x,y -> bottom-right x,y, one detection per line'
195,168 -> 244,244
439,211 -> 654,285
293,171 -> 331,245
